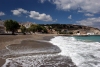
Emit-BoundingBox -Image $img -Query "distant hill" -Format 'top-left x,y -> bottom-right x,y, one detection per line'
40,24 -> 100,35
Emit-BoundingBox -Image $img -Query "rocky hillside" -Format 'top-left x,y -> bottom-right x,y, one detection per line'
65,24 -> 100,35
40,24 -> 100,35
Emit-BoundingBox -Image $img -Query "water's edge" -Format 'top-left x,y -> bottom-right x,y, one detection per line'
0,36 -> 76,67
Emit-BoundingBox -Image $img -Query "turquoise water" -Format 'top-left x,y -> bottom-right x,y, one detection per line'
74,35 -> 100,42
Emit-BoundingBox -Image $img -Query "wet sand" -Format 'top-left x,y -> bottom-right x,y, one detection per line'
0,40 -> 61,58
0,34 -> 57,49
0,58 -> 5,67
0,34 -> 76,67
0,34 -> 57,67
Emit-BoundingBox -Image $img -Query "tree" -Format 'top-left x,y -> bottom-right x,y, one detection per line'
4,19 -> 20,35
29,24 -> 48,33
69,32 -> 73,34
26,28 -> 31,34
36,25 -> 43,32
41,26 -> 48,33
20,25 -> 26,35
30,24 -> 37,33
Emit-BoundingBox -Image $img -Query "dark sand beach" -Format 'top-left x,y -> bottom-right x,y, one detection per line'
0,34 -> 76,67
0,58 -> 5,67
0,34 -> 56,67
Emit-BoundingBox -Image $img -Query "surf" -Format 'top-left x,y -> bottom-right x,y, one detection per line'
49,36 -> 100,67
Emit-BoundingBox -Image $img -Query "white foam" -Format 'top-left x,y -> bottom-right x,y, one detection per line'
2,54 -> 72,67
2,36 -> 100,67
49,36 -> 100,67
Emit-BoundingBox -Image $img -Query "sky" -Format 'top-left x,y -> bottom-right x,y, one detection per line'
0,0 -> 100,29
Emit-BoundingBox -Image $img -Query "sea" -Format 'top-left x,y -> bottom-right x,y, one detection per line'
50,35 -> 100,67
1,35 -> 100,67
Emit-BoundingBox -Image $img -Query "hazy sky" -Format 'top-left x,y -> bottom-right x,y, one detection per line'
0,0 -> 100,28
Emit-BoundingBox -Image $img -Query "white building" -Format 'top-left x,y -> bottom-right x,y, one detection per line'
87,32 -> 95,35
77,33 -> 80,35
0,21 -> 5,34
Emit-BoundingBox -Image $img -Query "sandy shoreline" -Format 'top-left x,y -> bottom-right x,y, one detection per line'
0,34 -> 76,67
0,34 -> 57,49
0,34 -> 57,67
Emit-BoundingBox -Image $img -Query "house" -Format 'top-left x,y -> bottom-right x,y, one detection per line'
87,32 -> 95,35
0,21 -> 5,34
0,26 -> 5,34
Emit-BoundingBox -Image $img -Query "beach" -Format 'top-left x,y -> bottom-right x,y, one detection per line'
1,34 -> 100,67
0,34 -> 76,67
0,34 -> 51,66
0,34 -> 56,49
0,34 -> 54,66
0,34 -> 74,67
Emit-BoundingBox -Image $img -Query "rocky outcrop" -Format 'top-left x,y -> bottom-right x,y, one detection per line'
65,24 -> 100,35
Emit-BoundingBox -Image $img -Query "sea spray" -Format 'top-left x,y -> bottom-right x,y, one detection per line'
2,54 -> 76,67
49,36 -> 100,67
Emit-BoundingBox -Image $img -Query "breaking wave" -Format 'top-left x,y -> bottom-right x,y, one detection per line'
49,36 -> 100,67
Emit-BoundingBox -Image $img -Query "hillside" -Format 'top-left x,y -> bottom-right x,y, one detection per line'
40,24 -> 100,35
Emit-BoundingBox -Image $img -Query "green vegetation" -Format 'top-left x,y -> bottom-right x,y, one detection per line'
29,24 -> 48,33
68,32 -> 73,34
29,24 -> 37,33
3,20 -> 87,35
20,25 -> 26,35
4,19 -> 20,35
